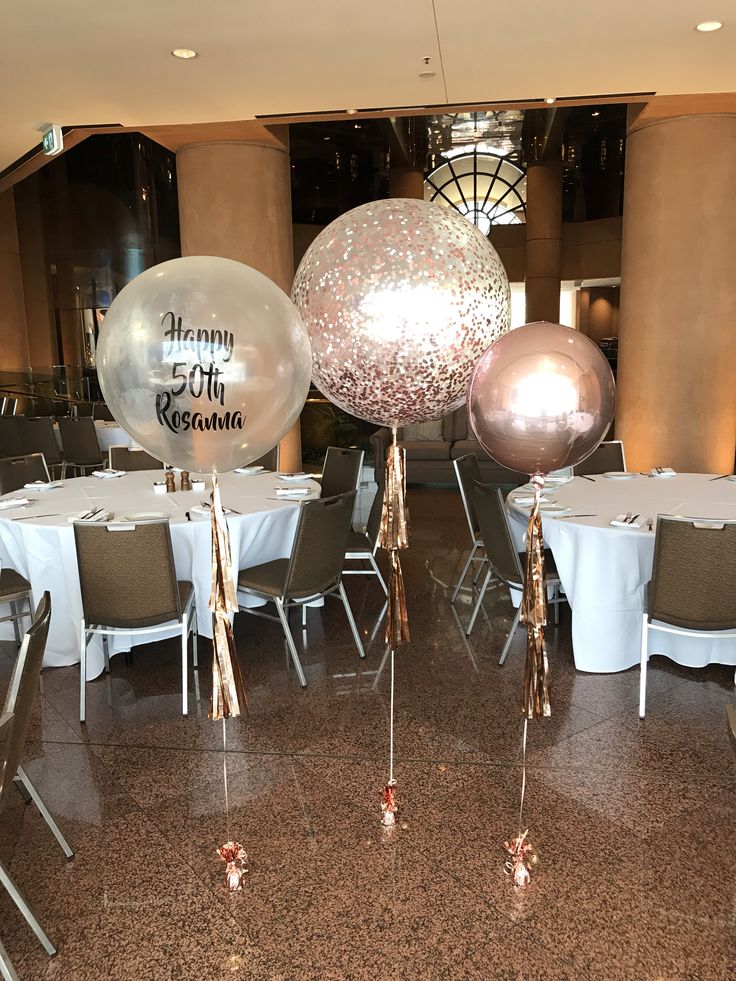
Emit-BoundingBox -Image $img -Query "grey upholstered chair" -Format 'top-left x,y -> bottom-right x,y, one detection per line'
108,445 -> 163,471
252,446 -> 279,471
58,416 -> 103,477
0,594 -> 74,965
451,453 -> 488,604
0,563 -> 33,650
573,440 -> 626,476
342,486 -> 387,595
18,417 -> 63,477
0,453 -> 50,494
92,403 -> 115,421
73,519 -> 197,721
467,481 -> 564,656
0,416 -> 24,458
237,491 -> 364,686
320,446 -> 364,499
639,515 -> 736,718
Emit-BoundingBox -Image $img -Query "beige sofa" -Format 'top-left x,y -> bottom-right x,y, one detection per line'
371,406 -> 527,487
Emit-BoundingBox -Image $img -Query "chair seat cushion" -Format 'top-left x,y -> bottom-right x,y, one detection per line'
0,568 -> 31,600
238,559 -> 289,597
177,580 -> 193,610
451,438 -> 493,461
346,529 -> 371,552
402,440 -> 451,462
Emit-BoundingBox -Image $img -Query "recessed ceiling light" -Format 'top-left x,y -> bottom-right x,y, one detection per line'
346,108 -> 358,115
419,70 -> 436,78
591,110 -> 600,117
695,21 -> 723,32
171,48 -> 198,59
545,97 -> 556,104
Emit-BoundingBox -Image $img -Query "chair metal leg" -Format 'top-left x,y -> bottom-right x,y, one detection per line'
472,557 -> 486,586
639,615 -> 649,719
192,613 -> 198,669
15,767 -> 74,859
61,460 -> 67,479
368,553 -> 388,595
79,620 -> 87,724
102,635 -> 110,674
338,582 -> 365,658
451,545 -> 477,604
0,860 -> 56,956
0,936 -> 20,981
499,607 -> 522,665
181,615 -> 189,716
275,599 -> 307,687
301,604 -> 307,628
465,567 -> 493,636
10,601 -> 21,648
553,585 -> 560,625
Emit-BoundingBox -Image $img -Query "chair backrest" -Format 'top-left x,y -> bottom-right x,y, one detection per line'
471,480 -> 524,587
285,491 -> 357,598
365,486 -> 384,547
453,453 -> 483,539
573,440 -> 625,476
0,593 -> 51,814
93,404 -> 116,421
0,416 -> 24,458
320,446 -> 364,499
648,515 -> 736,631
73,519 -> 182,628
18,416 -> 62,466
0,453 -> 50,494
58,416 -> 102,466
108,445 -> 162,471
251,446 -> 279,471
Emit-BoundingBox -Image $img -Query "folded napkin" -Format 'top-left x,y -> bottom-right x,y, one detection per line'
276,472 -> 308,481
91,469 -> 126,479
275,486 -> 311,497
68,509 -> 111,523
234,465 -> 265,475
23,480 -> 62,491
650,467 -> 676,478
0,497 -> 31,511
511,494 -> 555,506
190,504 -> 234,517
610,514 -> 641,528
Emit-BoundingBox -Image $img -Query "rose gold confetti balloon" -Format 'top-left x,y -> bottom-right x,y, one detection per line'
292,199 -> 510,427
468,321 -> 616,475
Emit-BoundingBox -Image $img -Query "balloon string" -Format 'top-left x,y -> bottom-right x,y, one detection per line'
517,717 -> 528,836
389,647 -> 395,783
222,717 -> 230,839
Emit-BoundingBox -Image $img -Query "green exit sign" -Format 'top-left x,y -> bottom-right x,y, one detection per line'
42,125 -> 63,156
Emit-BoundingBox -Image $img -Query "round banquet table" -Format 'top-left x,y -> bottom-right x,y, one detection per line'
507,472 -> 736,673
0,470 -> 319,678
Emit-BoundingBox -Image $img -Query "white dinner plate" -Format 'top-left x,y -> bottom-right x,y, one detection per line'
539,504 -> 572,514
602,472 -> 636,480
123,511 -> 167,521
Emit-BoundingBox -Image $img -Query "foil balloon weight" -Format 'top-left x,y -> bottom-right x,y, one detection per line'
291,198 -> 511,427
97,256 -> 312,474
467,321 -> 616,476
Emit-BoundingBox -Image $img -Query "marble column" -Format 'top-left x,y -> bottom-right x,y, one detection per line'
617,112 -> 736,473
0,190 -> 29,371
176,126 -> 302,470
524,162 -> 562,323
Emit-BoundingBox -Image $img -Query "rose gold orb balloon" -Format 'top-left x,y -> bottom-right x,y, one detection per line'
291,199 -> 510,428
468,321 -> 616,475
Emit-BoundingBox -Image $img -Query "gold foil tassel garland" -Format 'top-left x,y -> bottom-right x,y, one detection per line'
377,430 -> 410,822
209,472 -> 248,720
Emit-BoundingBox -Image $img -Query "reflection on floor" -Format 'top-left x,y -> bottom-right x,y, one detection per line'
1,489 -> 734,980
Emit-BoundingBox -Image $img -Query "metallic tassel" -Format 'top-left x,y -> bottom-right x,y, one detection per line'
378,438 -> 410,647
209,473 -> 248,720
519,474 -> 551,720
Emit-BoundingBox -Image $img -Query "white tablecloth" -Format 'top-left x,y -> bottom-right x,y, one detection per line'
0,470 -> 318,678
53,420 -> 134,454
507,473 -> 736,673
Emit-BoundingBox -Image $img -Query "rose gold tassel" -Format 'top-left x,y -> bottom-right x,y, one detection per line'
378,436 -> 410,648
209,472 -> 247,720
217,841 -> 248,892
519,473 -> 551,720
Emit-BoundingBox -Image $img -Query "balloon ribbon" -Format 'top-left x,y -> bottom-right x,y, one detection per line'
209,472 -> 247,720
377,433 -> 409,823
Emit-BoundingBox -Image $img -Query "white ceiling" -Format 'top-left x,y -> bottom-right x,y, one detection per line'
1,0 -> 733,172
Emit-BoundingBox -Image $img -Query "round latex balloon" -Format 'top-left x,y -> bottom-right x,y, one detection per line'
468,321 -> 616,475
291,198 -> 510,428
97,256 -> 312,473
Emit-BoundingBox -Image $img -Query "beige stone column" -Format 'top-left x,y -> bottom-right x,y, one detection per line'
524,162 -> 562,323
617,111 -> 736,473
176,125 -> 302,470
0,190 -> 30,371
389,166 -> 425,200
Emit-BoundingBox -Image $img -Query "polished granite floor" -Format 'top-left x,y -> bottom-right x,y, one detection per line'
1,489 -> 734,980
